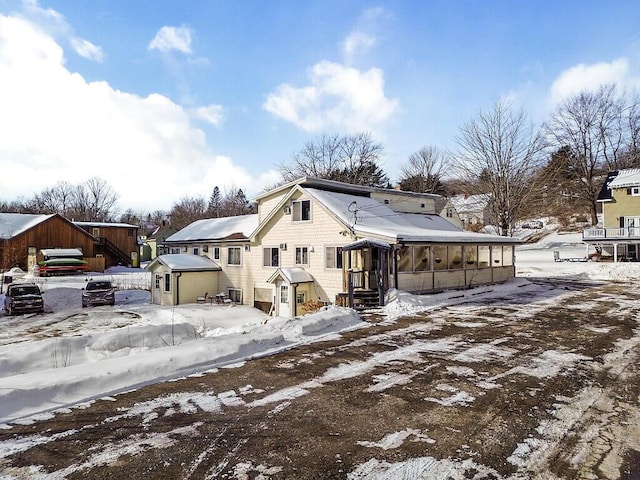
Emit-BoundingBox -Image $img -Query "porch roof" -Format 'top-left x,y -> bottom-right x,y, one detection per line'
342,238 -> 392,251
268,267 -> 314,285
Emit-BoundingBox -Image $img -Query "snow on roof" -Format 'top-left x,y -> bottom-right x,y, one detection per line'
147,254 -> 222,272
608,168 -> 640,189
0,213 -> 55,239
268,267 -> 314,284
74,221 -> 139,229
41,248 -> 83,258
450,194 -> 490,213
342,239 -> 392,251
165,214 -> 259,242
307,188 -> 519,244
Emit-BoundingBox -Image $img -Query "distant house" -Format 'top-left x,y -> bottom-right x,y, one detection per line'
583,168 -> 640,261
140,223 -> 178,262
435,197 -> 463,229
74,221 -> 140,268
450,194 -> 492,229
0,213 -> 98,273
155,177 -> 520,316
146,254 -> 222,306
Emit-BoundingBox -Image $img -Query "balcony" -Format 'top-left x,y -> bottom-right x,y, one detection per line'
583,227 -> 640,241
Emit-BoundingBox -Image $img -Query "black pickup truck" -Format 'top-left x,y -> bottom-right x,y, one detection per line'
4,283 -> 44,315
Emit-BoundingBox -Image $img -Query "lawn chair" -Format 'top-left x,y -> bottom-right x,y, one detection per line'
196,292 -> 208,304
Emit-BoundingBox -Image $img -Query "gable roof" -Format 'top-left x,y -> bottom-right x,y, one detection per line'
146,254 -> 222,272
164,214 -> 259,243
597,169 -> 640,202
450,194 -> 490,213
267,267 -> 314,284
306,188 -> 519,244
0,213 -> 56,239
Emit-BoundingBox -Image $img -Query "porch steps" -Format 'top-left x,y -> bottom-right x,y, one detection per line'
336,290 -> 381,310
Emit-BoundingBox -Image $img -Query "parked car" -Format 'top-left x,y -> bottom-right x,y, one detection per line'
522,220 -> 543,229
4,283 -> 44,315
82,281 -> 115,307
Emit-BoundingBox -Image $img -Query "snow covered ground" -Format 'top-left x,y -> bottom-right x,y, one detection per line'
0,230 -> 638,428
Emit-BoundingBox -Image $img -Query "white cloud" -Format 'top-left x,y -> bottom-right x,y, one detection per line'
343,31 -> 375,64
550,58 -> 631,104
70,36 -> 103,62
193,104 -> 225,126
0,13 -> 272,212
263,60 -> 399,134
149,25 -> 192,54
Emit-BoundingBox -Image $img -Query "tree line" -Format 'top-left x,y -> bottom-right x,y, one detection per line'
3,83 -> 639,236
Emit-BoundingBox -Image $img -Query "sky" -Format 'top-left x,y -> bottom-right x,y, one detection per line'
1,1 -> 639,213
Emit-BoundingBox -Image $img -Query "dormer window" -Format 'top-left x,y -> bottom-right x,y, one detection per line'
292,199 -> 311,222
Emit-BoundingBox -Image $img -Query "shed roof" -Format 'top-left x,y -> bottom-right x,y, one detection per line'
146,254 -> 222,272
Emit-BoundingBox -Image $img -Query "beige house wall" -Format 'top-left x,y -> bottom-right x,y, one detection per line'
604,189 -> 640,227
370,192 -> 437,214
148,262 -> 219,306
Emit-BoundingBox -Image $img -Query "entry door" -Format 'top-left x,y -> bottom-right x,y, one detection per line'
625,217 -> 640,237
278,283 -> 290,317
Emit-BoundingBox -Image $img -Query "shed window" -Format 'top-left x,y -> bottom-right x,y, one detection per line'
213,247 -> 220,260
163,273 -> 171,292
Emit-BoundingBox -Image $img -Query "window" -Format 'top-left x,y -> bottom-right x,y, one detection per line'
464,246 -> 478,268
280,285 -> 289,304
503,245 -> 514,266
297,292 -> 306,304
170,247 -> 180,254
295,246 -> 309,265
164,273 -> 171,292
414,246 -> 430,272
433,245 -> 448,271
155,274 -> 161,289
478,246 -> 491,267
397,246 -> 413,272
633,187 -> 640,196
92,228 -> 100,237
448,246 -> 463,269
228,289 -> 242,303
263,247 -> 279,267
193,247 -> 199,256
213,247 -> 220,260
228,247 -> 242,266
292,199 -> 311,222
325,246 -> 343,269
446,208 -> 454,218
127,228 -> 133,237
491,245 -> 503,266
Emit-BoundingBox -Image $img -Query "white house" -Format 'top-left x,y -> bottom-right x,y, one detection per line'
154,177 -> 520,315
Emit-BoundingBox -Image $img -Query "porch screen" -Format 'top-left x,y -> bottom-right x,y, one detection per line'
433,245 -> 447,271
397,245 -> 412,272
414,246 -> 430,272
464,246 -> 478,268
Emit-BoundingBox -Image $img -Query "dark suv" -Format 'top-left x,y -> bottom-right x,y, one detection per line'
82,280 -> 115,307
4,283 -> 44,315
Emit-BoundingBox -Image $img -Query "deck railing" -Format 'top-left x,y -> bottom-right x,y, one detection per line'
583,227 -> 640,240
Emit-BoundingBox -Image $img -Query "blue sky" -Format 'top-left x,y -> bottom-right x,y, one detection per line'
0,0 -> 639,212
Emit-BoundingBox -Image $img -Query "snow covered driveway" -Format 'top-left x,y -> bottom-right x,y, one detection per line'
1,277 -> 640,479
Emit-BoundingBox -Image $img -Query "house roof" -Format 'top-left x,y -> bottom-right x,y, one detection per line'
267,267 -> 314,284
450,194 -> 490,213
0,213 -> 56,239
75,221 -> 139,229
608,168 -> 640,189
164,214 -> 259,243
146,254 -> 222,272
306,188 -> 520,244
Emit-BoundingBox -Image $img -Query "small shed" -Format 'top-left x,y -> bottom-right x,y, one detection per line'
267,267 -> 315,317
146,254 -> 222,306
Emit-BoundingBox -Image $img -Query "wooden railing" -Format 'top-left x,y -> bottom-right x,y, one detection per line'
583,227 -> 640,240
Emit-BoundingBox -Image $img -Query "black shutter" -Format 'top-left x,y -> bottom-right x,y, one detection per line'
620,217 -> 625,228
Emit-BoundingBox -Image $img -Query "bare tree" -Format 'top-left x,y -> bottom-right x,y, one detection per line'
545,84 -> 631,224
279,132 -> 389,187
168,196 -> 208,230
454,101 -> 545,236
398,146 -> 448,195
